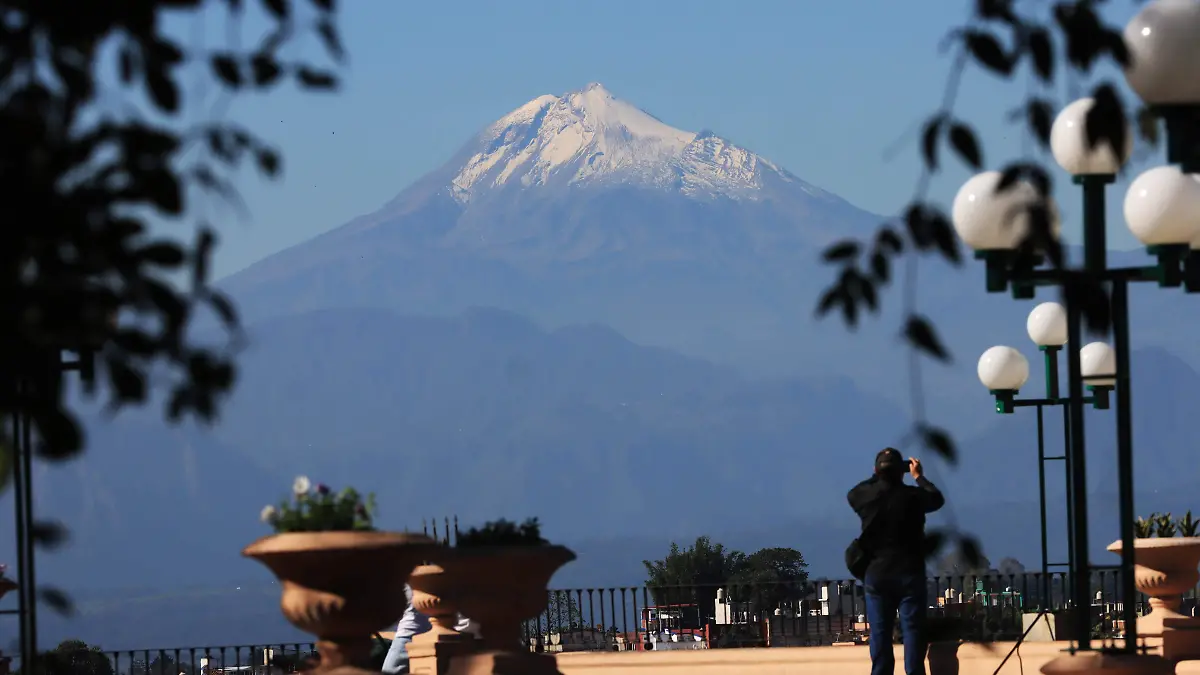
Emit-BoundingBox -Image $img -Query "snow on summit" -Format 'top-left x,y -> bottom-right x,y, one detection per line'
449,83 -> 799,204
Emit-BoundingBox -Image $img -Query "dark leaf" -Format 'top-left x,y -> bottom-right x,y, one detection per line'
918,424 -> 957,464
106,357 -> 147,403
997,162 -> 1051,196
31,521 -> 68,550
921,116 -> 945,171
1054,2 -> 1106,72
207,292 -> 240,329
964,31 -> 1014,75
262,0 -> 289,19
145,168 -> 184,215
211,55 -> 242,87
311,0 -> 334,8
296,67 -> 338,89
256,146 -> 281,176
875,226 -> 904,254
1066,277 -> 1112,335
903,314 -> 951,362
146,71 -> 180,113
29,405 -> 83,461
137,242 -> 186,267
1136,106 -> 1160,147
855,272 -> 879,312
931,216 -> 962,264
1086,83 -> 1128,167
815,286 -> 842,318
870,251 -> 890,283
904,205 -> 935,249
38,587 -> 75,617
976,0 -> 1016,21
1103,29 -> 1130,67
822,241 -> 860,263
923,529 -> 948,560
948,122 -> 983,169
193,227 -> 216,290
251,55 -> 283,86
958,536 -> 984,570
316,18 -> 344,59
1027,28 -> 1054,82
1026,99 -> 1055,148
111,329 -> 157,356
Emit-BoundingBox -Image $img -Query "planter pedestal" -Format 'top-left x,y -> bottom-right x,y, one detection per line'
446,651 -> 560,675
1107,537 -> 1200,640
1162,617 -> 1200,662
408,563 -> 481,675
926,641 -> 961,675
1040,651 -> 1174,675
243,531 -> 439,674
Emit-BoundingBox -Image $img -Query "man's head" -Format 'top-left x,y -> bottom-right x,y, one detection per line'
874,447 -> 908,482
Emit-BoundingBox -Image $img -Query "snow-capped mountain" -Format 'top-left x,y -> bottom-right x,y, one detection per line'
221,82 -> 890,377
448,83 -> 818,203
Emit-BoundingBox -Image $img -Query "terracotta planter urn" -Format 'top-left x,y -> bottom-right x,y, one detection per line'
439,545 -> 576,675
243,531 -> 439,673
1107,537 -> 1200,637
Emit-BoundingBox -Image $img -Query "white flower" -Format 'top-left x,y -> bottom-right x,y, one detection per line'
292,475 -> 312,496
260,505 -> 279,524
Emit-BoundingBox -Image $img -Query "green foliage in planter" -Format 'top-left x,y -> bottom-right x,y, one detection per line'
1177,511 -> 1200,538
1134,515 -> 1155,539
457,518 -> 546,547
1155,513 -> 1178,538
260,476 -> 376,533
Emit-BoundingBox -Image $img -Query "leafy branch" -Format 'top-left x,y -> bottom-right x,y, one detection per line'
814,0 -> 1153,565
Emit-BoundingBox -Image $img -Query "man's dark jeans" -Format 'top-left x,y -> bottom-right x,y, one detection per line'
864,571 -> 927,675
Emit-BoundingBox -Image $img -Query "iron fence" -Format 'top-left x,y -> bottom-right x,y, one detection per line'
57,570 -> 1200,670
520,569 -> 1200,653
19,643 -> 317,675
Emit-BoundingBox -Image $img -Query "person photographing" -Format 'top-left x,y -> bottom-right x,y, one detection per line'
847,448 -> 945,675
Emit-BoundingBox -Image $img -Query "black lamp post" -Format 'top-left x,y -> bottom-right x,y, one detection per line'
948,2 -> 1200,670
974,303 -> 1113,623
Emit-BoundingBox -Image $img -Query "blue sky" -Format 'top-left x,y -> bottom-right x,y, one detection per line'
163,0 -> 1151,278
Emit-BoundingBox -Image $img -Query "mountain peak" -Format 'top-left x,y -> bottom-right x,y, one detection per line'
449,84 -> 798,204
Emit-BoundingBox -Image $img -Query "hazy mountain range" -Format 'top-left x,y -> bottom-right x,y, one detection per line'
10,83 -> 1200,651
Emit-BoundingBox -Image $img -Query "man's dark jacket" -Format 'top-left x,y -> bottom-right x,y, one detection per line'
847,474 -> 946,579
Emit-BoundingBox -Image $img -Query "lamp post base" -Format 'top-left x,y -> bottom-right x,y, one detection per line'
1040,651 -> 1174,675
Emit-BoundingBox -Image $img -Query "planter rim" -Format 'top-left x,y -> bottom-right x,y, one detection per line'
242,531 -> 438,557
450,543 -> 576,563
1107,536 -> 1200,552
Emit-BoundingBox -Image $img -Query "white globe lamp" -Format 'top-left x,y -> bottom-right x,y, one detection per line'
1123,166 -> 1200,246
1079,342 -> 1117,388
952,171 -> 1062,251
1050,98 -> 1132,175
977,345 -> 1030,391
1123,0 -> 1200,105
1026,302 -> 1068,347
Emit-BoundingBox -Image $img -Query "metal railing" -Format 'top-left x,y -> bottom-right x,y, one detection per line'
21,643 -> 317,675
70,570 -> 1200,670
520,570 -> 1200,653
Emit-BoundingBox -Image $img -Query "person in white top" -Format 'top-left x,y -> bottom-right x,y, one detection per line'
381,585 -> 480,674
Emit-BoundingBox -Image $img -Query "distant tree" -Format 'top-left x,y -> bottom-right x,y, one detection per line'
727,547 -> 810,613
538,591 -> 586,632
129,653 -> 189,675
644,536 -> 746,622
931,549 -> 992,578
26,640 -> 114,675
996,557 -> 1027,577
643,538 -> 809,618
